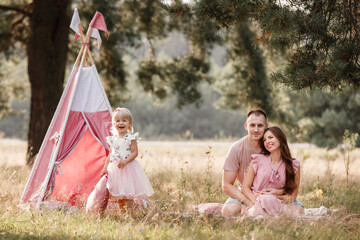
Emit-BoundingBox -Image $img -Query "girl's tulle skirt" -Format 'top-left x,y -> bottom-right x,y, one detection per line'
106,159 -> 154,199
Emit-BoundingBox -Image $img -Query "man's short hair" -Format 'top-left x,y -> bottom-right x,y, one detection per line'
247,109 -> 267,123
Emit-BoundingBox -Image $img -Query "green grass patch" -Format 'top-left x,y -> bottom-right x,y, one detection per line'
1,144 -> 360,239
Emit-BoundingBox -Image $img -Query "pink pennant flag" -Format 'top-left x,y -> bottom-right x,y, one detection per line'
89,11 -> 109,39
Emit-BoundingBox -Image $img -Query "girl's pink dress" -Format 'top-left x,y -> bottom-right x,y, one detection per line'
246,154 -> 304,217
106,132 -> 154,199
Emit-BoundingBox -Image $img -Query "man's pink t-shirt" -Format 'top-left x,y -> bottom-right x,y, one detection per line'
223,136 -> 261,185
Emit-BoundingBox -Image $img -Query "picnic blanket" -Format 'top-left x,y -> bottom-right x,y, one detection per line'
192,203 -> 330,219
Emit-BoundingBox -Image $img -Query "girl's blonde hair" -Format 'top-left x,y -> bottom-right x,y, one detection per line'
110,107 -> 134,136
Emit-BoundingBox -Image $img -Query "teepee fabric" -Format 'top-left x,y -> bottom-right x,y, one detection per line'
20,11 -> 112,207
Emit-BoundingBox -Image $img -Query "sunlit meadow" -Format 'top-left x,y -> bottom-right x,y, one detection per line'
0,139 -> 359,239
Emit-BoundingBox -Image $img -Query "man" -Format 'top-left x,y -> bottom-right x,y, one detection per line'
222,109 -> 268,216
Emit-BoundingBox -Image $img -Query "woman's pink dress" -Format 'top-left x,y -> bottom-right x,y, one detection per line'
246,154 -> 304,217
106,132 -> 154,199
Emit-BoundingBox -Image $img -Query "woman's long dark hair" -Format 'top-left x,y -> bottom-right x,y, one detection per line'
261,126 -> 297,194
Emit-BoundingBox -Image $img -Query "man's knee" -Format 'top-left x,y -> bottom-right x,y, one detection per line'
222,203 -> 242,217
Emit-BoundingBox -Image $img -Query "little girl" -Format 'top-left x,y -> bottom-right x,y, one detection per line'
101,107 -> 154,210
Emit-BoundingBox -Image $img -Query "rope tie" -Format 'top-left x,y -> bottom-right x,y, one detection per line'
54,162 -> 64,175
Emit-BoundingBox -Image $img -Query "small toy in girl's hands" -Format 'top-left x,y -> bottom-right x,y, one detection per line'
101,107 -> 154,211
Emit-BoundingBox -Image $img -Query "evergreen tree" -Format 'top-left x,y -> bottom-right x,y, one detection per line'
137,1 -> 221,107
287,88 -> 360,147
1,0 -> 358,165
193,0 -> 360,90
188,0 -> 360,147
215,21 -> 275,117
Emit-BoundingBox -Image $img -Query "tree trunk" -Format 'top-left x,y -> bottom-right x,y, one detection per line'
26,0 -> 71,165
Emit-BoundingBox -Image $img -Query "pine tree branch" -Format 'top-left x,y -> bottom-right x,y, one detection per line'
146,34 -> 156,59
0,10 -> 28,51
0,4 -> 30,15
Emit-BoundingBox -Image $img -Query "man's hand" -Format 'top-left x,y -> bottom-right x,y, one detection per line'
252,192 -> 260,204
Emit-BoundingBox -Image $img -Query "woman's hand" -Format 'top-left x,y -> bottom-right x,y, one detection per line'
118,160 -> 128,169
259,188 -> 284,196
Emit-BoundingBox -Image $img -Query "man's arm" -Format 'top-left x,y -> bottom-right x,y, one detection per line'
242,162 -> 258,206
222,170 -> 252,206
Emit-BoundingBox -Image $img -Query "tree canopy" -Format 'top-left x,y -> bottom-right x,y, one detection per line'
0,0 -> 359,165
192,0 -> 360,90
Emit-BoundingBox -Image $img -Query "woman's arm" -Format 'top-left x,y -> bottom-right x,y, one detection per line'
118,140 -> 138,169
276,165 -> 301,203
242,162 -> 257,206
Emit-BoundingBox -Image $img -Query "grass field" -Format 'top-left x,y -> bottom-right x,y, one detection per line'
0,139 -> 359,239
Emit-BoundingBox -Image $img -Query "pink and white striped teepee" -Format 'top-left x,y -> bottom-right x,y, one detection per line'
20,9 -> 112,208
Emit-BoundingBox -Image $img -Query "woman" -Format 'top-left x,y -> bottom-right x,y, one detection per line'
242,126 -> 304,217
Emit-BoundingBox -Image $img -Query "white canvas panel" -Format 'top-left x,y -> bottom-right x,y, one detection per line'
71,65 -> 110,112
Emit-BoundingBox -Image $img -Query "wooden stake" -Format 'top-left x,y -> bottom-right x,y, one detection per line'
78,24 -> 94,66
87,47 -> 94,65
78,24 -> 89,66
74,45 -> 85,67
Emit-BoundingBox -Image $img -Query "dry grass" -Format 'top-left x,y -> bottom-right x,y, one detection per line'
0,139 -> 27,166
0,139 -> 360,239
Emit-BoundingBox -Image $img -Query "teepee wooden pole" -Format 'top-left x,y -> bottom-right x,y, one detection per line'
74,45 -> 85,67
77,24 -> 94,66
85,26 -> 93,45
86,46 -> 94,65
78,25 -> 89,66
84,26 -> 94,65
74,24 -> 88,67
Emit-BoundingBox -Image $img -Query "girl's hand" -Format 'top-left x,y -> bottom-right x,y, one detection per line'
100,169 -> 107,176
118,160 -> 127,169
